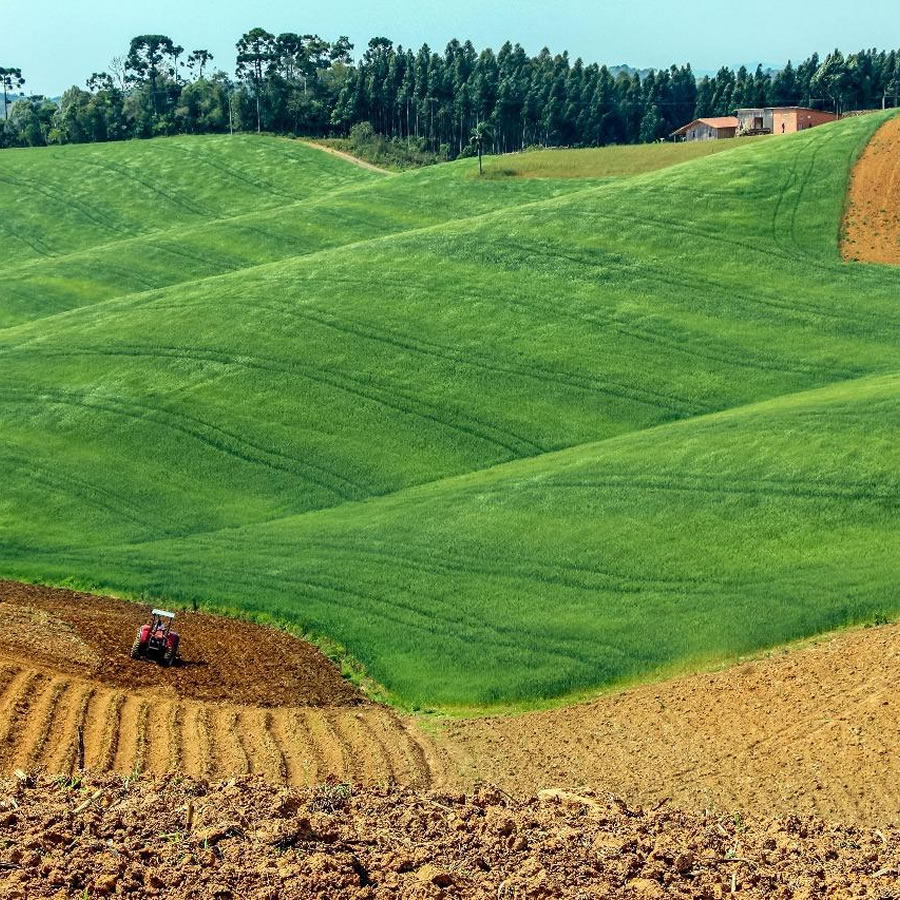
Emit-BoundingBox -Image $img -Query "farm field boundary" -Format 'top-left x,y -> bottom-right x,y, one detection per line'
842,112 -> 900,264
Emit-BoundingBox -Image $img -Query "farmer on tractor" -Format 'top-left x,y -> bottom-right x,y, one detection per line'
131,608 -> 180,667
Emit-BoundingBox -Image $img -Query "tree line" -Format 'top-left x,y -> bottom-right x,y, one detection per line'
2,34 -> 899,154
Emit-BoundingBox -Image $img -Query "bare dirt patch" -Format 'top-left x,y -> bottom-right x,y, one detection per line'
0,580 -> 360,707
842,114 -> 900,264
1,774 -> 898,899
0,605 -> 98,668
447,624 -> 900,826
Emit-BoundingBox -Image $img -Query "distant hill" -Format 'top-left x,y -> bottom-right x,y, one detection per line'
0,92 -> 25,118
608,64 -> 654,80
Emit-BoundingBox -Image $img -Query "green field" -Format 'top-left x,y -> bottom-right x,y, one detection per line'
479,136 -> 768,178
2,114 -> 899,707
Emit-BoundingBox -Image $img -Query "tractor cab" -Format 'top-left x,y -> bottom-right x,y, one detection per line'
150,609 -> 174,639
131,608 -> 180,666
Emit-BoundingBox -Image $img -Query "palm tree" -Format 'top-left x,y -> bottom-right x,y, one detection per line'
470,120 -> 493,175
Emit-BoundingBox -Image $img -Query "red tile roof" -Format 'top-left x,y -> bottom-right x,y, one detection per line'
670,116 -> 738,136
698,116 -> 739,128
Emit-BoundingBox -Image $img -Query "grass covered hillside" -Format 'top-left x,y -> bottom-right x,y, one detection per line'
0,144 -> 604,329
2,112 -> 899,706
0,135 -> 379,261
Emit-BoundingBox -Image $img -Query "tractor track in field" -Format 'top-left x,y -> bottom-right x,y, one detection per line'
842,113 -> 900,265
0,581 -> 449,789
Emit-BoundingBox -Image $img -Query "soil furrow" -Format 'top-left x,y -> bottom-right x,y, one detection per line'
268,708 -> 319,786
113,695 -> 144,774
353,709 -> 400,785
93,691 -> 126,772
18,676 -> 68,771
210,706 -> 250,776
40,680 -> 88,773
303,708 -> 351,781
144,699 -> 174,773
132,698 -> 151,774
0,670 -> 47,765
179,703 -> 207,778
58,684 -> 95,774
380,712 -> 435,789
327,711 -> 378,783
260,709 -> 289,782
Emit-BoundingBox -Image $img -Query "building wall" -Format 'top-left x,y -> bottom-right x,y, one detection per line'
773,108 -> 838,133
686,123 -> 713,141
685,124 -> 735,141
737,109 -> 774,132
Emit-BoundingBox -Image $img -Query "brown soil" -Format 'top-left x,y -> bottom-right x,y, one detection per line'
842,113 -> 900,264
447,624 -> 900,827
0,581 -> 446,789
2,774 -> 898,899
0,580 -> 359,707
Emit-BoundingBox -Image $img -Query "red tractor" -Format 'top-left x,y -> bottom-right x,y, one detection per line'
131,609 -> 180,666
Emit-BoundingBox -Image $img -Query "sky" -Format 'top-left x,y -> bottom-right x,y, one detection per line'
3,0 -> 899,96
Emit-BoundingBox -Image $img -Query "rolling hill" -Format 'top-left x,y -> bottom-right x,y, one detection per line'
1,111 -> 898,707
0,139 -> 605,328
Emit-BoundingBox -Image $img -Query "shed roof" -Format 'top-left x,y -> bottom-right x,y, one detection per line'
735,107 -> 835,114
670,116 -> 739,136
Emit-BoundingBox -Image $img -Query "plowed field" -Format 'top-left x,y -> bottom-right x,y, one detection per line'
842,112 -> 900,264
449,623 -> 900,826
3,775 -> 900,899
0,581 -> 448,788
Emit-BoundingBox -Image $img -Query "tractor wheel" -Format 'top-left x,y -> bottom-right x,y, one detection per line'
163,647 -> 176,667
130,637 -> 145,660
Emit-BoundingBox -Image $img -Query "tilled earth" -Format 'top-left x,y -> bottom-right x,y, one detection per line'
0,581 -> 446,789
0,580 -> 360,707
842,113 -> 900,265
448,624 -> 900,826
1,774 -> 899,899
3,579 -> 900,896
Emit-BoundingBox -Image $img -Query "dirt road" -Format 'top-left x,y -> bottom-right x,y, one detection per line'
298,140 -> 393,175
